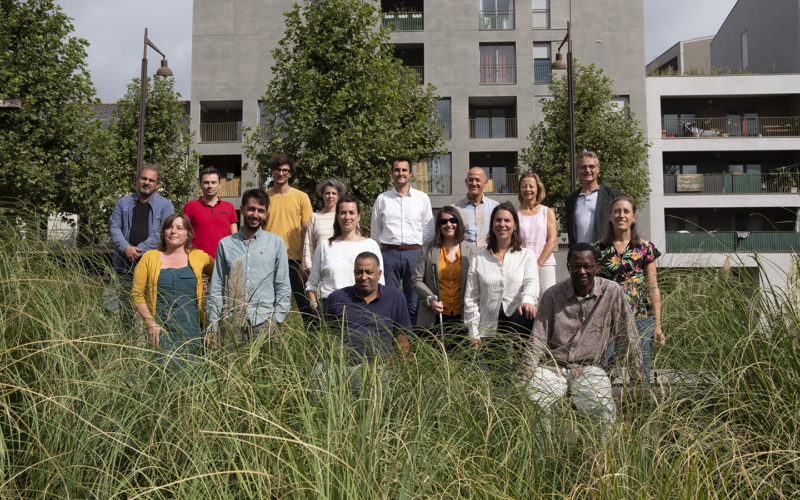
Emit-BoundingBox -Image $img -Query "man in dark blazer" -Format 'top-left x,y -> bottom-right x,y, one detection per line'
564,150 -> 623,247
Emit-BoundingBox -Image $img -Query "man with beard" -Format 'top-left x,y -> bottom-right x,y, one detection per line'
207,188 -> 291,346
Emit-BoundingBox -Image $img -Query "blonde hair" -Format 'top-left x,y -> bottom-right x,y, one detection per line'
517,173 -> 546,205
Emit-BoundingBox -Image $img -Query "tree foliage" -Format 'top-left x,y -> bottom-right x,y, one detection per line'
245,0 -> 446,210
0,0 -> 108,230
106,76 -> 199,217
520,62 -> 650,232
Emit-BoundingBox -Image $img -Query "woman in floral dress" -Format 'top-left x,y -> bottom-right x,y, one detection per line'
594,196 -> 664,384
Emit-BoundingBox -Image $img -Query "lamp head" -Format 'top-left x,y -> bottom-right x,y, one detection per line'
551,52 -> 567,71
155,58 -> 173,77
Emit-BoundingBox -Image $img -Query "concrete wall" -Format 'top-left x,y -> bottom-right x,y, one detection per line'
711,0 -> 800,73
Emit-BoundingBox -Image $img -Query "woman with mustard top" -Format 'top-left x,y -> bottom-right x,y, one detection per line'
131,213 -> 214,366
412,206 -> 475,348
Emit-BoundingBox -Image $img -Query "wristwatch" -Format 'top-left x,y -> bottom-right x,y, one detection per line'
426,295 -> 437,306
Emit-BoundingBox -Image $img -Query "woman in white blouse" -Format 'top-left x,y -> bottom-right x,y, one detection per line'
463,201 -> 539,348
305,194 -> 383,316
302,178 -> 346,275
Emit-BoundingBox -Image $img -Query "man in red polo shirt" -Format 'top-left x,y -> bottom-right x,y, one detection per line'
183,166 -> 239,258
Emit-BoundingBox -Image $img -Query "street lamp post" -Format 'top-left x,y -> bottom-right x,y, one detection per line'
137,28 -> 173,174
551,20 -> 576,193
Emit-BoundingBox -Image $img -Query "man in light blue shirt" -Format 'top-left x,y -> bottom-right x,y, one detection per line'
207,188 -> 291,346
455,167 -> 498,248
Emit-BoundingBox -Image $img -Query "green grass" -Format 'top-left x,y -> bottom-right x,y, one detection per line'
1,223 -> 799,498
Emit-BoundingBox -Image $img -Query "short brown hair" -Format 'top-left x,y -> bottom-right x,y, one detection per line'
517,173 -> 546,205
269,152 -> 295,173
434,206 -> 465,246
157,213 -> 195,252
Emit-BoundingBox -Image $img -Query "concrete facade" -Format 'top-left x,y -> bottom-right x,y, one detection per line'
646,37 -> 712,75
711,0 -> 800,74
190,0 -> 647,212
646,74 -> 800,293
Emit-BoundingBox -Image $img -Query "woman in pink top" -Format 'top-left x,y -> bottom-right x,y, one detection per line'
517,173 -> 557,296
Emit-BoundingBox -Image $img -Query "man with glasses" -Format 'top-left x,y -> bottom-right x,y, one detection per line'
564,150 -> 623,247
264,153 -> 313,324
520,242 -> 643,431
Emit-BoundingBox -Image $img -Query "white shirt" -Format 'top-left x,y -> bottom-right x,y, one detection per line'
304,238 -> 385,299
463,247 -> 539,339
370,187 -> 434,245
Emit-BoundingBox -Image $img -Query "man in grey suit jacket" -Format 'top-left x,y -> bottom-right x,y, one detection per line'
564,150 -> 623,247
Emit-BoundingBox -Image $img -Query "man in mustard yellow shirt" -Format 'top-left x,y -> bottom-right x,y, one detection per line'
265,153 -> 313,324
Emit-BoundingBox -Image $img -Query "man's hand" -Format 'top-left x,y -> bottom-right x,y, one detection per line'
518,302 -> 537,320
470,337 -> 482,346
204,330 -> 220,349
123,245 -> 143,262
396,333 -> 411,358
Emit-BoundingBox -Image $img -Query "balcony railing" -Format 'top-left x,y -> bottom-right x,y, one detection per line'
260,127 -> 290,142
533,60 -> 551,83
664,172 -> 800,195
478,10 -> 515,30
218,176 -> 241,197
469,118 -> 518,138
437,119 -> 451,139
485,173 -> 520,194
532,9 -> 550,28
406,65 -> 424,83
382,12 -> 423,31
666,231 -> 800,253
199,122 -> 242,143
414,173 -> 451,195
480,64 -> 517,84
662,116 -> 800,138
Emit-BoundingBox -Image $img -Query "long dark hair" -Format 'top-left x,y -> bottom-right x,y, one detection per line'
434,206 -> 465,246
328,194 -> 361,244
487,201 -> 522,253
598,196 -> 643,248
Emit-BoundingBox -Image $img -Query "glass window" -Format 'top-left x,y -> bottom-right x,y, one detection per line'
480,0 -> 514,30
611,95 -> 630,115
532,0 -> 550,29
533,43 -> 551,83
480,44 -> 516,84
436,98 -> 451,139
741,32 -> 748,70
415,154 -> 452,195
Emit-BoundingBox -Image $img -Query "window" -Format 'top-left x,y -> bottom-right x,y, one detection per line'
436,98 -> 451,139
414,154 -> 452,195
479,0 -> 514,30
532,0 -> 550,29
533,43 -> 551,83
741,32 -> 749,70
480,43 -> 516,84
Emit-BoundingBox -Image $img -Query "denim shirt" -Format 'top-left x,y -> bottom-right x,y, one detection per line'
207,228 -> 292,330
109,193 -> 175,274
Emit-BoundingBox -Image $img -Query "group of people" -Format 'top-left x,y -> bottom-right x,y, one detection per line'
108,148 -> 664,428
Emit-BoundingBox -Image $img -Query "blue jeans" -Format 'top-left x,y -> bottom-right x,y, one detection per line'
380,247 -> 421,324
603,316 -> 653,385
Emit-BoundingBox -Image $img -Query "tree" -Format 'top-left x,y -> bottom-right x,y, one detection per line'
0,0 -> 109,233
106,76 -> 199,217
520,62 -> 650,231
244,0 -> 446,210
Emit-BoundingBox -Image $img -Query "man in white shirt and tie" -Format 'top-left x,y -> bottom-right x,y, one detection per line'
371,155 -> 434,323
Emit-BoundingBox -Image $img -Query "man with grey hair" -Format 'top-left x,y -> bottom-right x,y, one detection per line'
454,166 -> 498,248
564,149 -> 623,247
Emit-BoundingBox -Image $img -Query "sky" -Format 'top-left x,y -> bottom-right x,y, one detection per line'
57,0 -> 739,102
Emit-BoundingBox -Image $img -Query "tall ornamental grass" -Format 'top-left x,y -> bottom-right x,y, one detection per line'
1,222 -> 798,498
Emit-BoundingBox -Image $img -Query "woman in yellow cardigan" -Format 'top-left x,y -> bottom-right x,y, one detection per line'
132,213 -> 214,364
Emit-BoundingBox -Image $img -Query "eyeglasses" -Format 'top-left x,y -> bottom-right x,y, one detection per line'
272,168 -> 291,174
439,217 -> 459,226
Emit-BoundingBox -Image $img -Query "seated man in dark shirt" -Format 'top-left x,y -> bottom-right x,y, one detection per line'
325,251 -> 412,365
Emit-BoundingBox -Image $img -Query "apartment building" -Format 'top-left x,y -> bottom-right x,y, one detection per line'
645,74 -> 800,292
190,0 -> 647,210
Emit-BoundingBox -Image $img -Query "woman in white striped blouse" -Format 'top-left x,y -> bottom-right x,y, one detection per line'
463,202 -> 539,347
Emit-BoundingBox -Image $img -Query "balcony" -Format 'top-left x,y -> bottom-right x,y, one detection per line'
414,154 -> 451,195
469,117 -> 518,138
666,231 -> 800,253
218,176 -> 241,197
382,12 -> 423,31
485,173 -> 520,194
480,64 -> 517,85
662,116 -> 800,138
533,60 -> 551,83
407,65 -> 424,83
478,10 -> 515,30
664,172 -> 800,195
199,122 -> 242,143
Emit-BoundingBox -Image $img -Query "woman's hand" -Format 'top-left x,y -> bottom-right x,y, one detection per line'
429,298 -> 444,314
146,322 -> 162,346
470,338 -> 482,346
204,330 -> 220,349
518,302 -> 537,320
653,325 -> 666,346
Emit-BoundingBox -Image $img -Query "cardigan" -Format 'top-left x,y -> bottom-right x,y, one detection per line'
131,248 -> 214,324
412,241 -> 475,328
